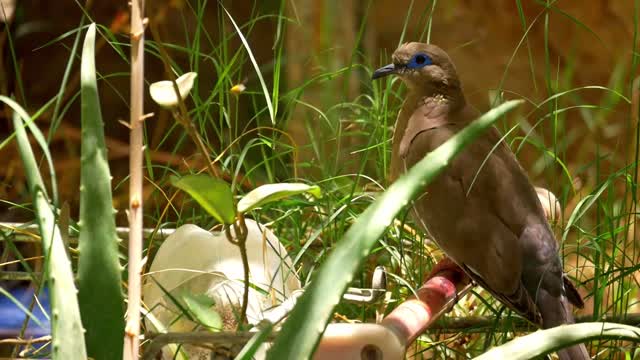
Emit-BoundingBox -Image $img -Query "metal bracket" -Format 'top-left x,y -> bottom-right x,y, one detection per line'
343,266 -> 387,304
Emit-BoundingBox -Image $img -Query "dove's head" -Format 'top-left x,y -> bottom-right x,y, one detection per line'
372,42 -> 460,92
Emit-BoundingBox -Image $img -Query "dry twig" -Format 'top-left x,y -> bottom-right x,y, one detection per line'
123,0 -> 146,358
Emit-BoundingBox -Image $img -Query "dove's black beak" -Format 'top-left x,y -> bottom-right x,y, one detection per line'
372,63 -> 397,80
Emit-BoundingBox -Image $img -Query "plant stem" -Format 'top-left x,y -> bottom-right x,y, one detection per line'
172,110 -> 219,178
236,213 -> 250,328
124,0 -> 145,358
148,17 -> 251,330
226,213 -> 249,328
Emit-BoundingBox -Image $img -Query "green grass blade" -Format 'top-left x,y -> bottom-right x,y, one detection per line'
77,23 -> 125,360
266,100 -> 524,359
11,109 -> 87,360
49,18 -> 86,142
561,179 -> 610,244
0,287 -> 44,328
221,5 -> 275,124
474,322 -> 640,360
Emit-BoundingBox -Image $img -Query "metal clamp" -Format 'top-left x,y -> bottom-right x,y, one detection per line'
343,266 -> 387,304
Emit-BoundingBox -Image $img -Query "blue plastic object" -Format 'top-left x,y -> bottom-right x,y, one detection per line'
0,286 -> 51,338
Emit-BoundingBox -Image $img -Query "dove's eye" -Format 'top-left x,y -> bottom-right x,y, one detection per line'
407,53 -> 432,69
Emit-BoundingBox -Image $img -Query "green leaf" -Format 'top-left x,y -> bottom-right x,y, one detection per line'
474,322 -> 640,359
11,108 -> 87,360
181,293 -> 223,331
0,95 -> 57,204
266,100 -> 524,360
171,174 -> 236,225
77,23 -> 125,360
4,97 -> 46,195
237,183 -> 322,213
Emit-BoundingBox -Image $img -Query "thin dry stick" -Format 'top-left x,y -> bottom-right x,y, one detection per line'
124,0 -> 146,358
142,331 -> 277,360
0,335 -> 52,345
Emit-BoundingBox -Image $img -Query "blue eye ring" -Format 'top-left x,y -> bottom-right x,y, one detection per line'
407,52 -> 432,69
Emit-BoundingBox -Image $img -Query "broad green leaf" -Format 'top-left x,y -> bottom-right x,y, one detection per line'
181,293 -> 223,331
171,174 -> 236,225
77,23 -> 125,360
11,107 -> 87,360
237,183 -> 322,213
266,100 -> 524,360
149,72 -> 197,108
474,322 -> 640,359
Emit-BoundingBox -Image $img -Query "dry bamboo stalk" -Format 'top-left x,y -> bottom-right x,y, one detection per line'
124,0 -> 146,358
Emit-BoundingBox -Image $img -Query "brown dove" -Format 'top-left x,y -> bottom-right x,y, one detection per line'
372,42 -> 589,360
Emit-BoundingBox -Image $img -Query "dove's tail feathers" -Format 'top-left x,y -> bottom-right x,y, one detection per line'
538,290 -> 590,360
563,274 -> 585,309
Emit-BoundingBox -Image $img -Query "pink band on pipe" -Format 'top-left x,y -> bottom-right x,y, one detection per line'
382,261 -> 468,345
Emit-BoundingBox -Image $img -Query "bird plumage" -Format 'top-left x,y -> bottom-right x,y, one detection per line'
374,42 -> 589,360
